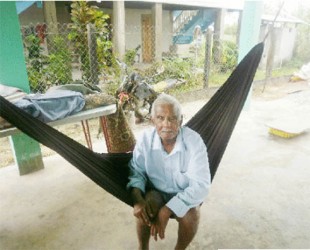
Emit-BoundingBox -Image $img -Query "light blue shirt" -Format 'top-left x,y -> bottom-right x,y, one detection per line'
127,126 -> 211,217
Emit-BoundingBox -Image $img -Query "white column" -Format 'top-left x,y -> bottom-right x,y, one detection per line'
152,3 -> 162,62
113,1 -> 125,60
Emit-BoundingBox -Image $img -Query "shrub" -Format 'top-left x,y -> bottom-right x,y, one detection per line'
24,34 -> 47,92
214,40 -> 238,73
46,36 -> 72,85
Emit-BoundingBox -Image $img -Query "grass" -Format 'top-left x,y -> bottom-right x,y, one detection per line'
167,62 -> 302,96
185,64 -> 300,91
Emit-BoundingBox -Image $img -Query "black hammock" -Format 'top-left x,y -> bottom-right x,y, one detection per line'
0,42 -> 264,207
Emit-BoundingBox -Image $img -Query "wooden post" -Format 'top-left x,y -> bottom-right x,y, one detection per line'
213,8 -> 225,64
265,25 -> 276,79
43,1 -> 58,51
203,27 -> 213,89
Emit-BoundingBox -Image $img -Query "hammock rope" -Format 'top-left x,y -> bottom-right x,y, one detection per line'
0,42 -> 264,207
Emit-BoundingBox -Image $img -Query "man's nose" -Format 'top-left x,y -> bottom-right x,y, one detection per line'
163,118 -> 171,126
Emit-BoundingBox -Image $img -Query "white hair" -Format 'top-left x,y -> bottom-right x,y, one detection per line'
151,93 -> 182,121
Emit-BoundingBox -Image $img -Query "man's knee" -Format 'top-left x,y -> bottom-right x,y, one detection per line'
145,190 -> 165,218
177,206 -> 200,225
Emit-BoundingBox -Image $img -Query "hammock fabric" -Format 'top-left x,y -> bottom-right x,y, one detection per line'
0,43 -> 264,207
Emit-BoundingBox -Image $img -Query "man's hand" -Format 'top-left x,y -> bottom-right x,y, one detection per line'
151,205 -> 172,241
131,188 -> 153,226
133,202 -> 151,226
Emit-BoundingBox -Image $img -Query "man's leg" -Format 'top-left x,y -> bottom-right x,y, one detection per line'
136,219 -> 151,250
145,190 -> 165,220
175,206 -> 200,250
136,190 -> 165,250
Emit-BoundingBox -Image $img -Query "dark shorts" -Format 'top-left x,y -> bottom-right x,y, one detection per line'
145,182 -> 176,203
145,182 -> 202,219
145,183 -> 177,217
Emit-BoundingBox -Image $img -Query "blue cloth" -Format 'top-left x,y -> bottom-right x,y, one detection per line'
127,126 -> 211,217
13,90 -> 85,122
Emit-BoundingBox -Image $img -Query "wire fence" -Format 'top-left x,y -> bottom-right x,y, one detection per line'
20,22 -> 304,94
21,23 -> 235,93
21,22 -> 115,93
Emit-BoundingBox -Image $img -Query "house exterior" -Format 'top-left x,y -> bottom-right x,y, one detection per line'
259,14 -> 303,68
17,0 -> 242,63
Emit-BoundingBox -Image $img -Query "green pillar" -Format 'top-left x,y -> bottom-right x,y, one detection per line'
0,1 -> 44,175
238,0 -> 263,109
238,0 -> 263,62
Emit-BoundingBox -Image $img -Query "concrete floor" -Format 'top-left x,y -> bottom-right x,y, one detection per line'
1,82 -> 310,250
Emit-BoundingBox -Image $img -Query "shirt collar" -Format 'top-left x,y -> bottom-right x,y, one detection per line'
152,127 -> 185,154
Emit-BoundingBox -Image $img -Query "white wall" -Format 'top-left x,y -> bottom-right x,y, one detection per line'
19,4 -> 174,60
259,23 -> 297,68
124,8 -> 173,53
277,25 -> 296,66
162,10 -> 174,53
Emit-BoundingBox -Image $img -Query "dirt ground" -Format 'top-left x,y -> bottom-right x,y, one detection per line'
0,78 -> 310,249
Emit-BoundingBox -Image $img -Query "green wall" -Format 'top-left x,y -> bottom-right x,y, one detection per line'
0,1 -> 44,175
0,1 -> 30,93
238,0 -> 263,62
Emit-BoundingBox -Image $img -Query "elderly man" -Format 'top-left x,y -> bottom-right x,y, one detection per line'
127,93 -> 211,250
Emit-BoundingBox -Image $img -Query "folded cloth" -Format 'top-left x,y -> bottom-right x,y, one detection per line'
13,90 -> 85,123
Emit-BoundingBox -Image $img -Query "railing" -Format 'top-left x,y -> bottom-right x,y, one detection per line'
173,10 -> 199,34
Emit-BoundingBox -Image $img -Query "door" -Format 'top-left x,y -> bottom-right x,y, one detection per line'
141,14 -> 153,63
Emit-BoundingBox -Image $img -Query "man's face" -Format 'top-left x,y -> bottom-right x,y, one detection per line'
152,104 -> 181,143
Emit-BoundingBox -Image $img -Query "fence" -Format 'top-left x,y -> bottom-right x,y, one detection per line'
21,22 -> 114,93
20,22 -> 304,94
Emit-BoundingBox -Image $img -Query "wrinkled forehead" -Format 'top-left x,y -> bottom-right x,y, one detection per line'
154,103 -> 178,117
